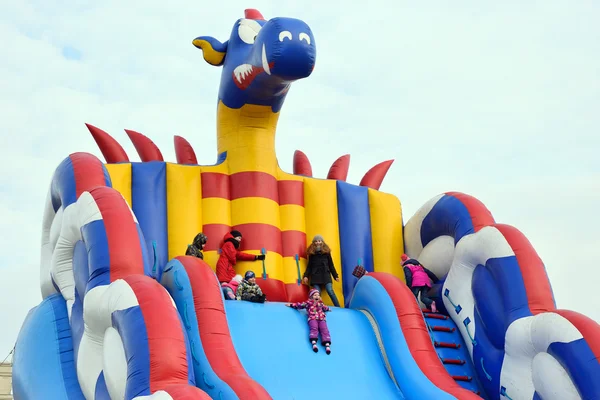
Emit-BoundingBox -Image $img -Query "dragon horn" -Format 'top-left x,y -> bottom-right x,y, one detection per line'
174,135 -> 198,165
245,9 -> 265,20
359,160 -> 394,190
327,154 -> 350,181
85,123 -> 129,163
124,129 -> 164,162
293,150 -> 313,177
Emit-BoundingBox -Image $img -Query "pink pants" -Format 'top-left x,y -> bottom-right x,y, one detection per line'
308,319 -> 331,345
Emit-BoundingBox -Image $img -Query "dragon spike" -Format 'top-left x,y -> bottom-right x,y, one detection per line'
327,154 -> 350,181
174,135 -> 198,165
124,129 -> 164,162
85,123 -> 129,163
293,150 -> 313,177
245,9 -> 265,20
359,160 -> 394,190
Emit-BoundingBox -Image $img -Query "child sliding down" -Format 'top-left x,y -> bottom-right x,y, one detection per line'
287,289 -> 332,354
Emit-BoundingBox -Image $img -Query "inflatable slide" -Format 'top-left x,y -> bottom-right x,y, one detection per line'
11,8 -> 600,400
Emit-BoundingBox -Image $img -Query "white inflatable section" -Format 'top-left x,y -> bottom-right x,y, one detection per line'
442,226 -> 515,356
501,313 -> 583,400
403,193 -> 444,257
104,326 -> 128,400
77,279 -> 139,400
416,235 -> 455,278
50,191 -> 102,319
40,185 -> 60,298
133,391 -> 174,400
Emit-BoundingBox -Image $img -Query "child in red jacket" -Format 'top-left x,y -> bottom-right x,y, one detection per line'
216,230 -> 265,283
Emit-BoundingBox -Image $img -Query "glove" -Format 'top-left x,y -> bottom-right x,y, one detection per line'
255,254 -> 266,261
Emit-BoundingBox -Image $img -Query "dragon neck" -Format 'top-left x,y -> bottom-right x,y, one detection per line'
216,101 -> 280,175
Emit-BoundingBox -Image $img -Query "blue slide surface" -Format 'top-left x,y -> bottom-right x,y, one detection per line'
226,301 -> 402,399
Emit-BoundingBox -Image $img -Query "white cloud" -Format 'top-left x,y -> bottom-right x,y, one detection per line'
0,0 -> 598,362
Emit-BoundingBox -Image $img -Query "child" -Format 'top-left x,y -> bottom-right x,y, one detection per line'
185,232 -> 207,259
221,274 -> 242,300
286,289 -> 332,354
235,271 -> 266,303
216,230 -> 266,284
402,254 -> 440,312
302,235 -> 341,307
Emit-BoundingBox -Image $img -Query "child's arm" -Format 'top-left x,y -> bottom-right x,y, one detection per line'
235,283 -> 246,300
327,253 -> 339,281
403,266 -> 413,287
424,268 -> 439,284
302,257 -> 313,283
287,301 -> 307,309
322,304 -> 331,312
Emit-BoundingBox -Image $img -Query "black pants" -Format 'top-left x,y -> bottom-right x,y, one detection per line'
411,286 -> 433,308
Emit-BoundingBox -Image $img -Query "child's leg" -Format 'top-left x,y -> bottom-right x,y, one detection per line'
324,283 -> 340,307
419,287 -> 434,309
410,286 -> 420,299
222,287 -> 235,300
308,319 -> 319,352
318,320 -> 332,354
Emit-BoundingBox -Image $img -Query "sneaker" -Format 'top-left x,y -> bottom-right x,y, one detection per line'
312,344 -> 319,353
431,301 -> 437,313
325,346 -> 331,355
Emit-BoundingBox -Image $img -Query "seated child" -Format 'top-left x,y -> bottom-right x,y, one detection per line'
286,288 -> 332,354
235,271 -> 266,303
402,254 -> 440,312
221,274 -> 242,300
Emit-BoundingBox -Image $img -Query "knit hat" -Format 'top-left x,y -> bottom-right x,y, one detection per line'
232,274 -> 243,283
401,254 -> 409,262
244,270 -> 256,281
230,230 -> 242,239
312,234 -> 324,242
309,288 -> 319,299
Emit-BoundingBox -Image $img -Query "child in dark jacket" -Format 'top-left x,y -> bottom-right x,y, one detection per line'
236,271 -> 266,303
286,288 -> 333,354
402,254 -> 440,312
302,235 -> 341,307
216,230 -> 265,283
185,232 -> 207,259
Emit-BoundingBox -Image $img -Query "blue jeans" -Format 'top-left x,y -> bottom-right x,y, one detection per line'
312,283 -> 340,307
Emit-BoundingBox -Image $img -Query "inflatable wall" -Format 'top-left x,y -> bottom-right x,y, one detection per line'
12,8 -> 600,400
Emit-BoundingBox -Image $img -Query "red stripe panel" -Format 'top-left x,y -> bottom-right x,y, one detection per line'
278,180 -> 304,206
201,173 -> 230,199
71,153 -> 110,198
202,224 -> 232,251
163,384 -> 212,399
367,272 -> 482,400
493,224 -> 555,314
230,172 -> 279,203
282,230 -> 307,259
125,275 -> 190,393
445,192 -> 496,232
554,310 -> 600,360
91,187 -> 145,281
234,223 -> 282,254
179,257 -> 272,399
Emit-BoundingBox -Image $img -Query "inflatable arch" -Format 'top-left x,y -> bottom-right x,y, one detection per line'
12,8 -> 600,400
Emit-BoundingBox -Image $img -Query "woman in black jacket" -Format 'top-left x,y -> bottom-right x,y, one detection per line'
302,235 -> 341,307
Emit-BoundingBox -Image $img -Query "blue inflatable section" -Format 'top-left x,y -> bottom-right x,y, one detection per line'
420,194 -> 475,247
12,294 -> 85,400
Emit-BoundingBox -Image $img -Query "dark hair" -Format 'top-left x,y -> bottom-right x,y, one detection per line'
306,241 -> 331,256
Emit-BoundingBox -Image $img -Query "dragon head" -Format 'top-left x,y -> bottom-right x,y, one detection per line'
193,9 -> 316,113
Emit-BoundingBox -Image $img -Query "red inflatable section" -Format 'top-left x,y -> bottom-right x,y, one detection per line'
178,257 -> 272,400
253,278 -> 310,303
367,272 -> 482,400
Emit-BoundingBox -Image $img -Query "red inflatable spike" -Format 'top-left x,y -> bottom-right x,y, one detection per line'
245,9 -> 265,20
174,135 -> 198,165
85,123 -> 129,163
359,160 -> 394,190
124,129 -> 164,162
293,150 -> 312,177
326,154 -> 350,181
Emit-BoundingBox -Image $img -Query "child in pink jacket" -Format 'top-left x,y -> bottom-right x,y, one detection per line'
286,289 -> 332,354
402,254 -> 440,312
221,274 -> 242,300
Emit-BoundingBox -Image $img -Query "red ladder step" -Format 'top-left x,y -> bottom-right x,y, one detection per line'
441,358 -> 465,365
431,325 -> 456,333
424,313 -> 448,320
434,341 -> 461,349
452,375 -> 472,382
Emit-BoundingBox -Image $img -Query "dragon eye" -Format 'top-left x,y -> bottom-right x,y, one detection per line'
279,31 -> 292,42
299,32 -> 311,45
238,19 -> 262,44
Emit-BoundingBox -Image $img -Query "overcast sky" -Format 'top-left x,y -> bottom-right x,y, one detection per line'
1,1 -> 599,360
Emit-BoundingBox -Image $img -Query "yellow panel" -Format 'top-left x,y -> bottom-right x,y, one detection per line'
202,251 -> 219,271
166,164 -> 203,260
237,251 -> 283,282
230,198 -> 280,226
276,167 -> 304,182
105,163 -> 132,207
279,205 -> 306,232
368,188 -> 405,282
283,256 -> 306,284
202,198 -> 232,225
199,160 -> 229,175
304,178 -> 344,307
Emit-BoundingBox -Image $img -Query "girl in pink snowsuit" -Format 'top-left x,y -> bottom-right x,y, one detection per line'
287,288 -> 332,354
402,254 -> 440,312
